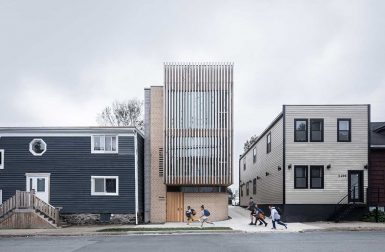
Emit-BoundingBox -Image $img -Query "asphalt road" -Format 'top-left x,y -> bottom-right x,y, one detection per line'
0,231 -> 384,252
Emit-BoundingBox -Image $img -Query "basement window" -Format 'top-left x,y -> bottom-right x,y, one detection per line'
91,176 -> 119,196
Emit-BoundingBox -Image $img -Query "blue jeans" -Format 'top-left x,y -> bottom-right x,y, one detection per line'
272,219 -> 286,229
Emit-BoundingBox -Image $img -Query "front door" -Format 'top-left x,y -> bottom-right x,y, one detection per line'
348,170 -> 364,203
166,192 -> 184,222
26,173 -> 50,203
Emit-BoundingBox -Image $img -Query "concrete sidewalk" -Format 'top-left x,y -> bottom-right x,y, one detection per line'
1,206 -> 385,237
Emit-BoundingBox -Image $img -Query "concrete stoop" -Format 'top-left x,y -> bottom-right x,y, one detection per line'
0,209 -> 57,229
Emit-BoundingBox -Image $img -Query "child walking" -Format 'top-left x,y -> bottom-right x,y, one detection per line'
200,205 -> 214,228
269,205 -> 287,230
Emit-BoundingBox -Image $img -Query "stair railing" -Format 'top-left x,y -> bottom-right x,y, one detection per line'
0,190 -> 60,225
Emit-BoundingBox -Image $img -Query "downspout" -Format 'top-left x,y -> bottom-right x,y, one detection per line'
134,130 -> 139,225
282,105 -> 286,205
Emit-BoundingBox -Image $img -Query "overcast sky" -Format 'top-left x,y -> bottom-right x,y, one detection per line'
1,0 -> 384,188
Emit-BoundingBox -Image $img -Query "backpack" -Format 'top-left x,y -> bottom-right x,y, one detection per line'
203,209 -> 210,216
191,209 -> 196,216
185,210 -> 192,217
275,207 -> 282,215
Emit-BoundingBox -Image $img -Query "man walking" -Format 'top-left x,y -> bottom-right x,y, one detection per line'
269,205 -> 287,230
248,197 -> 256,225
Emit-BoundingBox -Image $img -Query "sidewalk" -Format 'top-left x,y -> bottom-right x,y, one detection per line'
1,206 -> 385,237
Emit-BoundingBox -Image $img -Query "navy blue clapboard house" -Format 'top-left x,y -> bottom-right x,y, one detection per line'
0,127 -> 144,226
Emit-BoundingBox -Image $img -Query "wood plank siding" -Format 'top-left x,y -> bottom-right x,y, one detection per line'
239,116 -> 284,206
164,63 -> 233,186
368,149 -> 385,206
285,105 -> 369,204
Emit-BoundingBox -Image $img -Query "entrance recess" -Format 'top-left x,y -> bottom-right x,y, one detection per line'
26,173 -> 50,203
166,192 -> 184,222
348,170 -> 364,203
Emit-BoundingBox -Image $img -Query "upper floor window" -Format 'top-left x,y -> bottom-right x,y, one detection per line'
91,176 -> 119,196
240,185 -> 244,197
294,166 -> 308,189
310,166 -> 324,189
253,178 -> 257,194
337,119 -> 351,142
243,158 -> 246,171
266,133 -> 271,153
253,148 -> 257,163
246,182 -> 250,196
0,150 -> 3,169
91,135 -> 118,153
294,119 -> 308,142
310,119 -> 324,142
29,139 -> 47,156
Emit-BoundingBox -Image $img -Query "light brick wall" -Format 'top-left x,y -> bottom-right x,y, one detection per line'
184,193 -> 228,222
149,87 -> 167,223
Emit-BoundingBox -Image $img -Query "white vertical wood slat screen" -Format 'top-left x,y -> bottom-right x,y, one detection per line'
164,63 -> 233,186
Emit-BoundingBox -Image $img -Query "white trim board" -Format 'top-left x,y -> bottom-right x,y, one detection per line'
0,149 -> 4,169
91,176 -> 119,196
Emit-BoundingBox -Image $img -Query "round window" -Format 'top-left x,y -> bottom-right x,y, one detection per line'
29,139 -> 47,156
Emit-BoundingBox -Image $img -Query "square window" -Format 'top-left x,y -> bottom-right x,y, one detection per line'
91,176 -> 119,196
92,135 -> 118,153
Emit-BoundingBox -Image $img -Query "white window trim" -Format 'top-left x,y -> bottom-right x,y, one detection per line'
91,176 -> 119,196
91,135 -> 119,154
0,149 -> 4,169
29,139 -> 47,156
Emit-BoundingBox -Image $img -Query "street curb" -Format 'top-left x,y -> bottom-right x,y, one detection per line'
302,227 -> 385,233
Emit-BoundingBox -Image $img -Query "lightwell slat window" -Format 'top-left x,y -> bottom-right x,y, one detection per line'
253,148 -> 257,163
294,166 -> 308,189
337,119 -> 351,142
91,176 -> 119,196
294,119 -> 308,142
266,133 -> 271,153
91,135 -> 118,153
310,166 -> 324,189
310,119 -> 324,142
253,178 -> 257,194
0,149 -> 4,169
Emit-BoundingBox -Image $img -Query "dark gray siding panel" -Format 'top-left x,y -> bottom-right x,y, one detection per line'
0,136 -> 136,214
137,133 -> 144,214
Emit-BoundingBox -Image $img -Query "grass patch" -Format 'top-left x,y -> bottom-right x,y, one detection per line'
97,227 -> 233,232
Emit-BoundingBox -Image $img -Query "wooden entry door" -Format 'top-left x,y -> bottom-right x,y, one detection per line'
166,192 -> 184,222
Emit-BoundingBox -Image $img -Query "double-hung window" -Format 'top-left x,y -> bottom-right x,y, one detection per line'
294,166 -> 308,189
243,158 -> 246,171
253,178 -> 257,194
91,135 -> 118,153
253,148 -> 256,163
266,133 -> 271,153
91,176 -> 119,196
310,166 -> 324,189
310,119 -> 324,142
246,182 -> 250,196
337,119 -> 351,142
294,119 -> 308,142
0,149 -> 4,169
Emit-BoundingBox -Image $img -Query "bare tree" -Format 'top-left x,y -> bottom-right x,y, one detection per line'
97,99 -> 143,128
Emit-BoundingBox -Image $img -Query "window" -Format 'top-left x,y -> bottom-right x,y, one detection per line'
0,189 -> 2,203
91,135 -> 118,153
310,119 -> 324,142
294,166 -> 308,189
91,176 -> 119,196
246,182 -> 249,196
266,133 -> 271,153
240,186 -> 243,197
253,148 -> 256,163
294,119 -> 308,142
37,178 -> 46,192
310,166 -> 324,189
253,178 -> 257,194
338,119 -> 351,142
29,139 -> 47,156
243,158 -> 246,171
0,149 -> 4,169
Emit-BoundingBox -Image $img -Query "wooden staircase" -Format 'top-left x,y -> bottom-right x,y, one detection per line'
0,190 -> 61,228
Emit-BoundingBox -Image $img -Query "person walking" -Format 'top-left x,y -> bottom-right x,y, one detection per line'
248,197 -> 257,225
185,206 -> 193,225
200,205 -> 214,228
255,204 -> 268,227
269,205 -> 287,230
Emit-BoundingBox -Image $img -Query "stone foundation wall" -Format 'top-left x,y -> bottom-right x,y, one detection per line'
61,214 -> 137,225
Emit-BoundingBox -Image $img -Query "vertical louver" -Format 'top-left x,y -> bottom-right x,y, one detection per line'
164,63 -> 233,185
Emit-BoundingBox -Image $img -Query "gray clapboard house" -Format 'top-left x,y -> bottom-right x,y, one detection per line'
0,127 -> 144,228
239,105 -> 369,221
